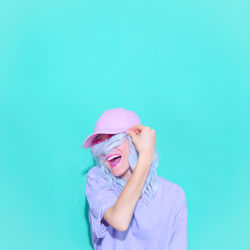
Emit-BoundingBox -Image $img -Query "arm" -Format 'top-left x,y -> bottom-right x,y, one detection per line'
103,154 -> 152,231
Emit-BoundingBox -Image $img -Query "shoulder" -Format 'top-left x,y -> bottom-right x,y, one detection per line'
85,166 -> 104,190
86,165 -> 101,179
85,166 -> 115,192
86,165 -> 110,183
87,165 -> 104,176
157,175 -> 187,204
157,175 -> 184,192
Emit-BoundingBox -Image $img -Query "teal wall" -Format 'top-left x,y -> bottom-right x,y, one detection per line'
1,1 -> 249,249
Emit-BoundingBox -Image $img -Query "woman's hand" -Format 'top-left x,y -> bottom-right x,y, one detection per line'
126,124 -> 156,163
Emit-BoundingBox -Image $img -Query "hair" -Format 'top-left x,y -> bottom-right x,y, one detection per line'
90,132 -> 159,205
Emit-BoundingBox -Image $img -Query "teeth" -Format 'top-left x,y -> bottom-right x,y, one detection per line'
108,154 -> 121,161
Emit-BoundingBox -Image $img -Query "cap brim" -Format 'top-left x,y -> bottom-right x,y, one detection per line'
82,132 -> 100,149
82,125 -> 136,149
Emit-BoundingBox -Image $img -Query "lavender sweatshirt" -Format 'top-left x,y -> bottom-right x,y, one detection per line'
85,166 -> 188,250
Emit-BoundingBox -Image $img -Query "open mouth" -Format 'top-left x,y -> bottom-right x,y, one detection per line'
107,154 -> 122,168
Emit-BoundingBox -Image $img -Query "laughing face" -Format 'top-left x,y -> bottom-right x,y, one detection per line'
91,134 -> 133,182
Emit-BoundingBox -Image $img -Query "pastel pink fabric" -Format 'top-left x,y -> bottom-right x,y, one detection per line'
82,108 -> 141,148
85,166 -> 188,250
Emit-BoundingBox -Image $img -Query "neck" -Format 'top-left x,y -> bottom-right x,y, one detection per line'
121,167 -> 133,182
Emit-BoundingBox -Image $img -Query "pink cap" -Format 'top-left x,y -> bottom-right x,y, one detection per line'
82,108 -> 141,148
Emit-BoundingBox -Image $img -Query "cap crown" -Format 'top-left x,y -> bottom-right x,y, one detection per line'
94,108 -> 140,132
82,108 -> 141,148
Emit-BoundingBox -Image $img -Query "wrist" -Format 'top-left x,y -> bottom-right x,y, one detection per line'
139,152 -> 153,165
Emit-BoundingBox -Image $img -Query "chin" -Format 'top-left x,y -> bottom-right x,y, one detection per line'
106,160 -> 130,175
112,166 -> 130,177
111,169 -> 125,177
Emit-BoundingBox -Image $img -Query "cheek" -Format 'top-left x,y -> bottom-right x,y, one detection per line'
117,141 -> 130,157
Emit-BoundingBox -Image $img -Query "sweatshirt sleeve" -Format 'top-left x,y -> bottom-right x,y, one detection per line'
168,187 -> 188,250
85,167 -> 118,239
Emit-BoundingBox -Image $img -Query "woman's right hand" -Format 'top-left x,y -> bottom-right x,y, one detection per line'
126,124 -> 156,163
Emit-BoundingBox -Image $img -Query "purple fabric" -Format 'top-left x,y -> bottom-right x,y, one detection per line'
85,166 -> 188,250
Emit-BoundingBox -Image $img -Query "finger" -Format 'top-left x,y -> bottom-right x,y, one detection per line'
126,129 -> 136,138
127,124 -> 144,133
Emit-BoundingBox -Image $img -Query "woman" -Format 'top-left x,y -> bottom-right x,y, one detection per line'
82,108 -> 188,250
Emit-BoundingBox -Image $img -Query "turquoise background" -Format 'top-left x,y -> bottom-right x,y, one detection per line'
1,0 -> 249,249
